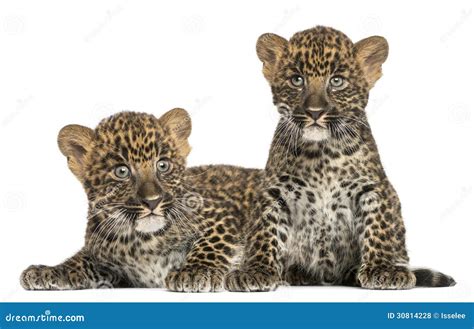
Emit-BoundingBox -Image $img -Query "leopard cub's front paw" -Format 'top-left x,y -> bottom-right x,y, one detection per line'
165,267 -> 224,292
20,265 -> 67,290
358,265 -> 416,290
224,269 -> 280,292
20,264 -> 89,290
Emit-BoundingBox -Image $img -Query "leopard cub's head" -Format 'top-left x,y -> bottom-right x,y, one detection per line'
58,109 -> 191,234
257,25 -> 388,142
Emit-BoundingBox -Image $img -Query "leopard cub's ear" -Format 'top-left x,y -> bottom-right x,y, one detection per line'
57,124 -> 95,181
158,108 -> 192,158
354,36 -> 389,89
256,33 -> 288,80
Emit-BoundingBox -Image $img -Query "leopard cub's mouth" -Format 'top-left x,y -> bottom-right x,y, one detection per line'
135,213 -> 167,234
302,125 -> 331,142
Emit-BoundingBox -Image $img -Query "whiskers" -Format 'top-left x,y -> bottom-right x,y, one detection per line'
270,104 -> 372,163
165,199 -> 201,238
272,113 -> 303,166
325,112 -> 369,151
85,190 -> 205,251
86,206 -> 133,253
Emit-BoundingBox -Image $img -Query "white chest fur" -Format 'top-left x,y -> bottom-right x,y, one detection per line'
110,250 -> 186,288
282,173 -> 361,283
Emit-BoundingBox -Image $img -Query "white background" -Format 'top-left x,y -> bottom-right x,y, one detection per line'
0,0 -> 472,303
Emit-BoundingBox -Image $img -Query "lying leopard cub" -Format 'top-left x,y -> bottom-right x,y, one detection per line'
20,109 -> 261,291
226,26 -> 455,291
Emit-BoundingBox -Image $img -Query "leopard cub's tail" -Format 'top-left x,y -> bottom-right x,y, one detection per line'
413,268 -> 456,287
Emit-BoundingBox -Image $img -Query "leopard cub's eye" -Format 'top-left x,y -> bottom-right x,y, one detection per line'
329,76 -> 345,89
156,159 -> 171,173
290,75 -> 305,88
114,165 -> 130,179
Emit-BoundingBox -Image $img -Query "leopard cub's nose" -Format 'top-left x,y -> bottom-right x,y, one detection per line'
305,108 -> 324,121
141,196 -> 162,210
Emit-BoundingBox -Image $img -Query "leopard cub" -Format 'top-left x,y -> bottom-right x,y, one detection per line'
20,109 -> 261,291
226,26 -> 455,291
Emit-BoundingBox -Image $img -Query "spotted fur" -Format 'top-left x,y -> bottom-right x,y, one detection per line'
225,26 -> 455,291
20,109 -> 262,292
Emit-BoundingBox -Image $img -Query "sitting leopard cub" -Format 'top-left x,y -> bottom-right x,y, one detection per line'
226,26 -> 455,291
20,109 -> 261,291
